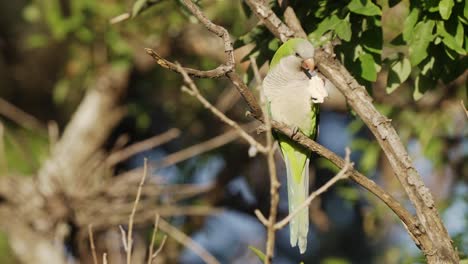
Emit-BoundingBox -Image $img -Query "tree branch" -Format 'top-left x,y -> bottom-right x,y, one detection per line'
158,218 -> 220,264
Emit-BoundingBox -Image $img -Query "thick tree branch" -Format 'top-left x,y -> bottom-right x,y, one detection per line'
38,67 -> 129,196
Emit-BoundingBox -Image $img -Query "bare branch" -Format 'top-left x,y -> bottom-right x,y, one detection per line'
119,123 -> 259,179
103,253 -> 108,264
125,159 -> 149,264
250,54 -> 279,264
0,98 -> 46,131
314,52 -> 457,262
148,214 -> 167,264
177,63 -> 267,154
145,48 -> 232,78
107,128 -> 181,166
243,0 -> 294,42
145,0 -> 234,78
0,122 -> 7,174
152,235 -> 167,261
269,121 -> 421,243
158,217 -> 220,264
120,225 -> 128,251
277,0 -> 307,38
275,148 -> 352,229
254,209 -> 269,226
110,13 -> 130,24
88,225 -> 98,264
461,100 -> 468,118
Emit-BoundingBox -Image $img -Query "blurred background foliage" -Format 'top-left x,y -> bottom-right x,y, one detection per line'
0,0 -> 466,263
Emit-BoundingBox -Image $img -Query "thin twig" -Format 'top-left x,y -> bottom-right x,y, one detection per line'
103,253 -> 108,264
0,98 -> 46,131
126,158 -> 149,264
176,63 -> 267,154
158,217 -> 220,264
275,148 -> 352,229
120,225 -> 128,251
88,225 -> 99,264
152,235 -> 167,261
107,128 -> 181,166
145,0 -> 234,79
254,209 -> 269,226
110,13 -> 130,24
461,100 -> 468,118
119,124 -> 258,179
251,54 -> 279,264
147,214 -> 167,264
0,122 -> 7,174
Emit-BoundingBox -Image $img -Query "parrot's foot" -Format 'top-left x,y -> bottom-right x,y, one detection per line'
291,126 -> 300,137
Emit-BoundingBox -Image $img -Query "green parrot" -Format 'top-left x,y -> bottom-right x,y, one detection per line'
263,38 -> 328,254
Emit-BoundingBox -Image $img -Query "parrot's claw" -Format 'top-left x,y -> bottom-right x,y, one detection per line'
292,126 -> 300,137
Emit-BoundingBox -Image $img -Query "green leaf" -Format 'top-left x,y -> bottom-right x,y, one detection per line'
439,0 -> 454,19
413,74 -> 433,100
403,8 -> 420,42
386,56 -> 411,93
465,0 -> 468,23
335,16 -> 352,42
423,0 -> 441,12
358,53 -> 377,81
361,25 -> 383,54
348,0 -> 381,16
436,21 -> 466,54
420,56 -> 435,75
408,20 -> 435,66
248,246 -> 266,262
308,15 -> 341,44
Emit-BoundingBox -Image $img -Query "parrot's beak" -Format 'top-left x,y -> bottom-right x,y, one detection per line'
301,58 -> 316,78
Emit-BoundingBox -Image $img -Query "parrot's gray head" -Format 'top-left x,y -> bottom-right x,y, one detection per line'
294,40 -> 316,78
294,40 -> 315,60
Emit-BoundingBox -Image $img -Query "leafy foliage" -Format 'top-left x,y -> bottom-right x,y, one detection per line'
238,0 -> 467,100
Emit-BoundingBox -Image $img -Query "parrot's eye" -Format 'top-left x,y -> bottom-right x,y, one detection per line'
294,52 -> 300,57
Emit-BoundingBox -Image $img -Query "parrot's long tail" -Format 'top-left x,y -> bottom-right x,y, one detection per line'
283,144 -> 310,254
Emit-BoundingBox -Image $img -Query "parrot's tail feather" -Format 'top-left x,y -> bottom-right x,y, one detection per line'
285,153 -> 309,254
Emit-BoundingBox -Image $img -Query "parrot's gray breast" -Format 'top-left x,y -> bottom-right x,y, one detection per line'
263,56 -> 318,134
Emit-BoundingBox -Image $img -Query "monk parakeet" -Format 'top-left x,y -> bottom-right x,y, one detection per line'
263,38 -> 328,254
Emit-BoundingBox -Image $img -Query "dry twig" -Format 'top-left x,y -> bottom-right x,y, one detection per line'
158,218 -> 220,264
125,159 -> 149,264
147,214 -> 167,264
119,123 -> 258,179
250,56 -> 279,264
0,98 -> 46,131
176,63 -> 267,154
88,225 -> 99,264
107,128 -> 181,166
145,0 -> 234,79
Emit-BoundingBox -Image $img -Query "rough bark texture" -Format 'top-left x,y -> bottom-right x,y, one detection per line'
315,51 -> 458,263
